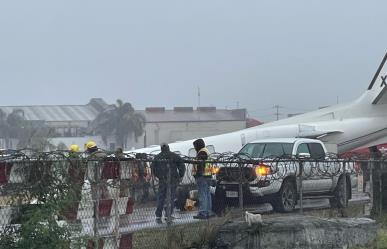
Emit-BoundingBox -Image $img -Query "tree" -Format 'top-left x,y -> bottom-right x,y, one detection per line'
0,109 -> 8,138
0,109 -> 25,147
6,109 -> 26,138
0,109 -> 56,151
56,142 -> 68,151
92,99 -> 146,149
0,158 -> 86,249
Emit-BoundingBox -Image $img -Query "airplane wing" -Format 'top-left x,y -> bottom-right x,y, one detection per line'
368,53 -> 387,105
297,124 -> 343,139
298,130 -> 343,139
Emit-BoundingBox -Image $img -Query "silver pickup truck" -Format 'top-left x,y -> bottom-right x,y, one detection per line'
216,138 -> 354,212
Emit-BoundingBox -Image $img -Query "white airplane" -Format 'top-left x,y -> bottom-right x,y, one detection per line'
130,53 -> 387,155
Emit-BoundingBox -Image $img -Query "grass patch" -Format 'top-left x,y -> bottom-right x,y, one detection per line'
305,204 -> 366,218
351,213 -> 387,249
351,229 -> 387,249
132,215 -> 229,249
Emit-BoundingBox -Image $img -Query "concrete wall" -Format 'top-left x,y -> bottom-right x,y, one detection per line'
213,216 -> 377,249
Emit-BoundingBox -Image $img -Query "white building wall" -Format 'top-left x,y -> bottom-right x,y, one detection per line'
0,138 -> 18,150
126,120 -> 246,149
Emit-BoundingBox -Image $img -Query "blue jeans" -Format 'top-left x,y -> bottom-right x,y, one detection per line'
196,176 -> 212,216
155,183 -> 176,218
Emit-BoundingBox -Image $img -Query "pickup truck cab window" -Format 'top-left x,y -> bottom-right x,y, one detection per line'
296,143 -> 310,155
308,143 -> 326,159
239,143 -> 264,158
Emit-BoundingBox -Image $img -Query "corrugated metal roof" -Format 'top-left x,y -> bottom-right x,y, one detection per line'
138,109 -> 246,123
0,105 -> 100,122
0,100 -> 246,123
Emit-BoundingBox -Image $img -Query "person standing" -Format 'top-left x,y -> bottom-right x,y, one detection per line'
84,140 -> 108,222
69,144 -> 81,158
151,143 -> 185,223
65,144 -> 83,220
192,138 -> 213,219
85,141 -> 107,158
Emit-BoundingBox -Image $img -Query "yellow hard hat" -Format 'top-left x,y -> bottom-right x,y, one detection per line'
69,144 -> 80,152
85,140 -> 97,150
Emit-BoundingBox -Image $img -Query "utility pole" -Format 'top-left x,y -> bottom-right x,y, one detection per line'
273,105 -> 284,121
198,86 -> 201,108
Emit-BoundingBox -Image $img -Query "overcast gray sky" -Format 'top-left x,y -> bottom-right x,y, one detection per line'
0,0 -> 386,121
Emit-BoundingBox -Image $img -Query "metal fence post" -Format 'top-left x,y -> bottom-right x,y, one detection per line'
114,169 -> 120,248
379,164 -> 383,216
92,160 -> 100,248
166,161 -> 172,248
369,158 -> 374,213
238,162 -> 244,210
343,161 -> 347,208
382,162 -> 387,214
299,161 -> 304,214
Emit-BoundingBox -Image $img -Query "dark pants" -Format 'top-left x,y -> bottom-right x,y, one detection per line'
212,186 -> 226,216
155,182 -> 176,218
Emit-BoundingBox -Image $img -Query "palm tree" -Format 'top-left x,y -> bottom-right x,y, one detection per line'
0,109 -> 55,150
0,109 -> 25,146
6,109 -> 26,138
92,100 -> 146,149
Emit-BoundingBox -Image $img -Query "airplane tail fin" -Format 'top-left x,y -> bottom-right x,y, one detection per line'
368,53 -> 387,104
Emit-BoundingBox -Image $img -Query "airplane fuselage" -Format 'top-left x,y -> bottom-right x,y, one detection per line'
130,53 -> 387,156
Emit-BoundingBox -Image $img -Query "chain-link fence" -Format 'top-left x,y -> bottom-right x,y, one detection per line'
0,150 -> 385,249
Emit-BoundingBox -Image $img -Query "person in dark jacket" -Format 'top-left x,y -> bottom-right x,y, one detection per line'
151,143 -> 185,223
85,140 -> 107,158
192,138 -> 213,219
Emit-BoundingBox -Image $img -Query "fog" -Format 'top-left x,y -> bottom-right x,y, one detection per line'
0,0 -> 386,121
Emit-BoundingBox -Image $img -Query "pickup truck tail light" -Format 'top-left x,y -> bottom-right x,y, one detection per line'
255,164 -> 271,176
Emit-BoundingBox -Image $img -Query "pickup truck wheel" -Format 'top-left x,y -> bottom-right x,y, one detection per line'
329,176 -> 349,208
272,180 -> 296,213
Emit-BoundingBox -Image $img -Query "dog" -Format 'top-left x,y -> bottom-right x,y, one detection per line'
245,211 -> 263,226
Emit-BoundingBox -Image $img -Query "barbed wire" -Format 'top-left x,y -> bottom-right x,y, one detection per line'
1,148 -> 383,161
0,149 -> 381,249
0,149 -> 383,186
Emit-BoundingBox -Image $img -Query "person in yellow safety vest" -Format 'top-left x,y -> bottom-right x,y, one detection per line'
192,151 -> 213,176
192,138 -> 214,219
